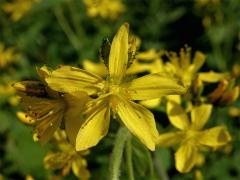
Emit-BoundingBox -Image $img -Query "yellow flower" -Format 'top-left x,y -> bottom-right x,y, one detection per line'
45,23 -> 186,151
158,101 -> 231,173
0,43 -> 19,69
83,0 -> 125,20
0,80 -> 20,106
2,0 -> 40,21
44,130 -> 90,180
164,47 -> 206,88
14,66 -> 89,144
82,53 -> 164,109
0,81 -> 15,96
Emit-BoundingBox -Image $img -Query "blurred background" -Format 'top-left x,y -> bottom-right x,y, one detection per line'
0,0 -> 240,179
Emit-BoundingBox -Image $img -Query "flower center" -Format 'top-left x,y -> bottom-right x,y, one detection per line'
109,84 -> 121,94
184,130 -> 200,145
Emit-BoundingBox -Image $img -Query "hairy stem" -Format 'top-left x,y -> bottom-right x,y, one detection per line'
109,127 -> 129,180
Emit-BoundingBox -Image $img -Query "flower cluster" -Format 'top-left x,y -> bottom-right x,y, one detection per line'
2,0 -> 41,21
0,43 -> 21,106
83,0 -> 125,20
14,23 -> 236,178
44,130 -> 90,179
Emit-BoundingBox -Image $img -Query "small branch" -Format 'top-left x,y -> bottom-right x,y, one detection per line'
67,0 -> 85,39
53,6 -> 81,52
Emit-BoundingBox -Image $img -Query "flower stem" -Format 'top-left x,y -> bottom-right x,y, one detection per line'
109,127 -> 129,180
126,135 -> 135,180
146,149 -> 155,179
154,151 -> 169,180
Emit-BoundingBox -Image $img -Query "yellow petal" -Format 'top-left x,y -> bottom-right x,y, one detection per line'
192,51 -> 205,72
36,65 -> 51,81
191,104 -> 212,130
198,71 -> 229,83
157,132 -> 185,147
128,73 -> 186,100
109,23 -> 129,84
126,61 -> 152,75
139,98 -> 161,109
175,143 -> 198,173
37,66 -> 58,96
167,101 -> 190,130
76,101 -> 110,151
46,66 -> 104,95
116,96 -> 159,151
167,95 -> 181,104
135,49 -> 160,61
34,112 -> 64,144
199,126 -> 232,147
83,59 -> 108,77
72,158 -> 90,179
64,92 -> 90,145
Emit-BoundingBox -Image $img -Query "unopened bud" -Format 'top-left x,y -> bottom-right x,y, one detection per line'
16,111 -> 36,125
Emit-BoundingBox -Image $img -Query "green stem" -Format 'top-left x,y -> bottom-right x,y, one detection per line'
154,151 -> 169,180
146,149 -> 155,180
109,127 -> 129,180
53,6 -> 81,52
126,136 -> 135,180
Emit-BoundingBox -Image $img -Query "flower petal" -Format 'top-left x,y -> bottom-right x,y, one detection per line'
46,66 -> 104,95
76,101 -> 110,151
198,71 -> 229,83
135,49 -> 160,61
175,143 -> 198,173
199,126 -> 232,147
167,95 -> 181,104
191,104 -> 212,130
109,23 -> 129,84
192,51 -> 205,73
157,132 -> 185,147
72,158 -> 90,179
116,96 -> 159,151
64,92 -> 90,145
127,73 -> 186,100
140,98 -> 161,109
34,112 -> 63,144
83,59 -> 108,77
167,100 -> 190,130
